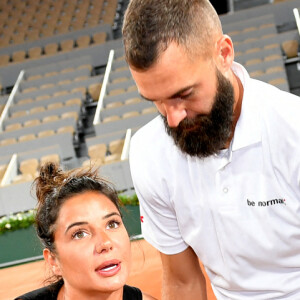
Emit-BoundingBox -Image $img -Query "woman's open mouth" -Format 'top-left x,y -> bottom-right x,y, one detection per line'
95,260 -> 121,277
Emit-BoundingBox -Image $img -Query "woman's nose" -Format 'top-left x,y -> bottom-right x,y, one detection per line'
95,232 -> 113,254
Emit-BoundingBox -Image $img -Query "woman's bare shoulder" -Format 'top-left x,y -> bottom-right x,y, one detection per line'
142,292 -> 158,300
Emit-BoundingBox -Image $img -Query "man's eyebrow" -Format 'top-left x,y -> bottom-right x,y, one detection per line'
65,213 -> 121,234
169,85 -> 194,99
140,93 -> 154,102
140,85 -> 194,102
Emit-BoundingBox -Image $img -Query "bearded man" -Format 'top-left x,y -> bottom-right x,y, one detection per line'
123,1 -> 300,299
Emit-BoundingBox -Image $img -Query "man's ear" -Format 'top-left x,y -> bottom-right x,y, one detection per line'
43,248 -> 62,276
215,34 -> 234,74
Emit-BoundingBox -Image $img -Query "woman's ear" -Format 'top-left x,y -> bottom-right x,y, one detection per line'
43,248 -> 62,276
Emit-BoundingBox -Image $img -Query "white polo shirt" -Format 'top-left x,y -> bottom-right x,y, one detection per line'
129,62 -> 300,299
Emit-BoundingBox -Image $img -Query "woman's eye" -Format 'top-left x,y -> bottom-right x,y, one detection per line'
107,220 -> 120,230
72,230 -> 88,239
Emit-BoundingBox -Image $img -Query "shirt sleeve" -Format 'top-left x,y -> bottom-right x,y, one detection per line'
129,131 -> 188,255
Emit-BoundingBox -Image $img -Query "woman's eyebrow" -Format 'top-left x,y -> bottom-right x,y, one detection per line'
65,213 -> 121,234
65,221 -> 88,234
103,212 -> 121,220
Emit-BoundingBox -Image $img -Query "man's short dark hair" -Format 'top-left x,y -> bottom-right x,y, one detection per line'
123,0 -> 222,70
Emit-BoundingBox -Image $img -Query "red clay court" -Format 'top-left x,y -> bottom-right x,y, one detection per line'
0,239 -> 216,300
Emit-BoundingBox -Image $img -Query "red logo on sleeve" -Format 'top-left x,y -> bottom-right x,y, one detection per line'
140,216 -> 144,223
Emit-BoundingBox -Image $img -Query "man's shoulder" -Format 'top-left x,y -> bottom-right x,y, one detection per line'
249,78 -> 299,105
129,115 -> 179,170
248,78 -> 300,118
131,115 -> 170,147
249,78 -> 300,153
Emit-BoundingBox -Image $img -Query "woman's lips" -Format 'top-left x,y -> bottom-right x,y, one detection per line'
95,260 -> 121,277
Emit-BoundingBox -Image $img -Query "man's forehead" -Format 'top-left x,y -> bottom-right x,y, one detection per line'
130,53 -> 214,101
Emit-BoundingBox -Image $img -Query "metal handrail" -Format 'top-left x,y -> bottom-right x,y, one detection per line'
93,49 -> 115,125
293,8 -> 300,36
0,70 -> 24,132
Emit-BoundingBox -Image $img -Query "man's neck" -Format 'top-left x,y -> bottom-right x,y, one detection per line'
224,72 -> 244,149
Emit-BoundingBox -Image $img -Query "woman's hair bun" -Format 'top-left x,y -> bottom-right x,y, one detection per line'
34,162 -> 64,205
39,162 -> 61,182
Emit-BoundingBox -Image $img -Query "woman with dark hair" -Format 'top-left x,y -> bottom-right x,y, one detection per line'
15,163 -> 156,300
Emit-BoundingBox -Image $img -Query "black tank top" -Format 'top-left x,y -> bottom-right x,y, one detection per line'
123,284 -> 143,300
15,280 -> 143,300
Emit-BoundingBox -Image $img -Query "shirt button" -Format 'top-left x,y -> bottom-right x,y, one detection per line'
223,187 -> 228,193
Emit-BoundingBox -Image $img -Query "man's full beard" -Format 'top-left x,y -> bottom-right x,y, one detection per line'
162,69 -> 235,158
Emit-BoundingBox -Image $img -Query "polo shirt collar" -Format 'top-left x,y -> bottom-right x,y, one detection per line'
231,62 -> 262,152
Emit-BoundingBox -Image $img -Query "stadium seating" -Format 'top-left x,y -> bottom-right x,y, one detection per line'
0,0 -> 299,222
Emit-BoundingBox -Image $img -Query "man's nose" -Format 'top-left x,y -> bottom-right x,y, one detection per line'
164,102 -> 187,128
